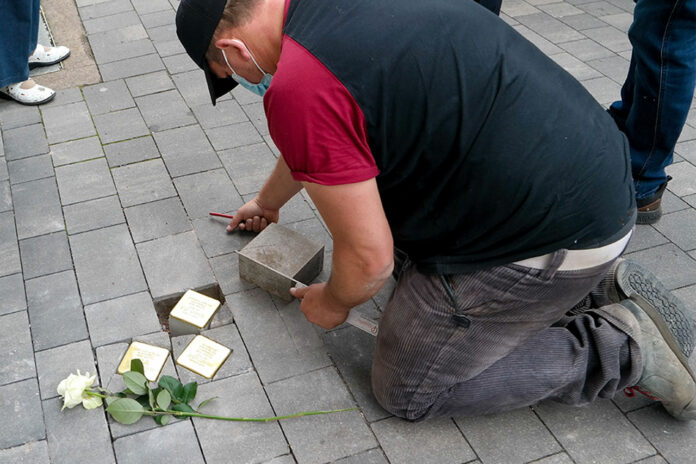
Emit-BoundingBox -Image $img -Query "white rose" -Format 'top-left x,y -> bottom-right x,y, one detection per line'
56,370 -> 102,410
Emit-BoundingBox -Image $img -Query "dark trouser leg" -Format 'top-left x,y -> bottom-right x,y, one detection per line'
371,256 -> 642,420
0,0 -> 39,88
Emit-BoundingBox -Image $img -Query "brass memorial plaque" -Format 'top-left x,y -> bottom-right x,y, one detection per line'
169,290 -> 221,336
176,335 -> 232,379
117,341 -> 170,381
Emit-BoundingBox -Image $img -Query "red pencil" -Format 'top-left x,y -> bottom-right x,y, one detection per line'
209,212 -> 235,219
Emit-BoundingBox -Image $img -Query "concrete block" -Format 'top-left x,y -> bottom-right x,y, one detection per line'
8,154 -> 54,184
515,12 -> 585,43
83,79 -> 135,115
0,180 -> 10,212
90,33 -> 154,65
132,0 -> 172,15
0,104 -> 41,130
0,211 -> 21,277
334,449 -> 389,464
578,0 -> 625,16
55,158 -> 116,205
265,367 -> 377,464
135,89 -> 196,132
0,311 -> 35,385
0,273 -> 26,315
45,88 -> 84,107
231,85 -> 262,105
41,102 -> 96,144
162,53 -> 199,75
551,52 -> 603,81
125,197 -> 192,242
210,253 -> 256,296
561,12 -> 611,29
241,101 -> 269,136
126,70 -> 175,97
626,243 -> 696,290
238,223 -> 324,301
49,136 -> 104,167
628,406 -> 696,463
582,26 -> 632,53
43,397 -> 115,464
83,10 -> 140,34
654,209 -> 696,251
19,231 -> 72,279
12,178 -> 64,240
535,399 -> 654,463
205,121 -> 264,151
3,124 -> 49,161
455,408 -> 561,463
70,224 -> 148,304
219,142 -> 277,195
154,39 -> 186,58
26,271 -> 88,351
111,158 -> 177,207
532,454 -> 575,464
192,217 -> 253,258
79,0 -> 132,20
173,169 -> 243,219
99,53 -> 165,81
0,379 -> 44,448
85,291 -> 162,346
283,217 -> 334,252
104,135 -> 159,167
191,99 -> 247,129
152,125 -> 222,177
0,441 -> 50,464
171,69 -> 211,107
0,156 -> 7,181
538,2 -> 584,17
192,373 -> 289,464
63,195 -> 125,235
113,421 -> 205,464
35,340 -> 96,400
667,161 -> 696,197
588,55 -> 632,84
93,107 -> 150,144
140,9 -> 176,28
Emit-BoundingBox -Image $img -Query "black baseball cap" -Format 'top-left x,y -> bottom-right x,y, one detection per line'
176,0 -> 238,105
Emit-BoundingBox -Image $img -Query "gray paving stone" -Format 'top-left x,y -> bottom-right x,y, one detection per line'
582,25 -> 632,53
89,28 -> 154,65
264,134 -> 281,155
41,102 -> 96,144
171,69 -> 212,107
626,243 -> 696,290
666,161 -> 696,197
0,180 -> 9,212
45,88 -> 85,108
502,0 -> 542,18
192,217 -> 253,258
210,253 -> 257,295
587,54 -> 630,84
136,231 -> 214,299
559,38 -> 615,61
241,102 -> 269,136
274,194 -> 318,225
513,24 -> 565,55
83,10 -> 140,34
0,311 -> 35,384
43,397 -> 115,464
229,289 -> 331,384
581,75 -> 622,104
99,53 -> 166,81
628,405 -> 696,464
79,0 -> 132,20
154,38 -> 186,58
578,0 -> 625,16
0,104 -> 41,130
206,122 -> 264,151
0,441 -> 50,464
673,284 -> 696,313
538,2 -> 585,17
55,158 -> 116,205
676,139 -> 696,165
63,195 -> 125,235
634,456 -> 669,464
83,79 -> 135,115
162,53 -> 200,75
12,177 -> 64,240
535,399 -> 654,463
0,211 -> 21,278
113,420 -> 204,464
529,453 -> 575,464
0,379 -> 44,448
624,225 -> 669,254
136,89 -> 196,132
126,70 -> 175,97
601,12 -> 633,31
551,52 -> 603,81
49,136 -> 104,167
284,218 -> 334,252
111,158 -> 177,207
231,85 -> 262,105
455,408 -> 561,464
26,270 -> 88,351
85,291 -> 162,346
372,417 -> 474,464
611,386 -> 655,413
0,156 -> 7,181
7,155 -> 53,185
219,143 -> 276,195
152,125 -> 222,177
93,107 -> 150,144
322,327 -> 389,422
140,9 -> 176,28
189,373 -> 289,464
562,12 -> 612,29
191,100 -> 247,129
104,135 -> 159,167
515,12 -> 585,43
172,324 -> 252,385
174,169 -> 243,219
125,197 -> 191,243
35,340 -> 96,400
265,367 -> 376,464
0,273 -> 26,315
70,224 -> 148,304
654,209 -> 696,251
3,124 -> 49,161
132,0 -> 171,15
334,449 -> 389,464
19,231 -> 72,280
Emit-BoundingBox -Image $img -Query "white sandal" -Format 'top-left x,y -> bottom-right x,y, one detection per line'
28,44 -> 71,69
0,80 -> 55,105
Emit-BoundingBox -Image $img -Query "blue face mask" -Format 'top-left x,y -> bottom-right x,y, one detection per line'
221,42 -> 272,97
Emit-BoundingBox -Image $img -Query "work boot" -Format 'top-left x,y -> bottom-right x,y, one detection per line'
636,177 -> 671,225
620,296 -> 696,420
591,259 -> 695,358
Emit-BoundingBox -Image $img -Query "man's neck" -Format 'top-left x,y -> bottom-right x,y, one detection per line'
236,0 -> 285,73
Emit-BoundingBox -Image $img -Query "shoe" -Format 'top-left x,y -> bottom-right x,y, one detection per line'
28,44 -> 71,69
0,80 -> 55,105
636,177 -> 671,225
620,296 -> 696,420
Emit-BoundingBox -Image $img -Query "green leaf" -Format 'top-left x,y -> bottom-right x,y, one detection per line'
130,358 -> 145,376
154,414 -> 171,426
181,382 -> 198,404
123,371 -> 148,396
105,396 -> 119,407
171,403 -> 195,414
106,398 -> 145,425
197,396 -> 218,410
157,390 -> 171,410
158,376 -> 184,402
148,388 -> 155,409
136,395 -> 150,409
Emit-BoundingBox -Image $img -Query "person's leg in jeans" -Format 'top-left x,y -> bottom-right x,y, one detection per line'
371,254 -> 643,420
608,0 -> 696,221
0,0 -> 39,88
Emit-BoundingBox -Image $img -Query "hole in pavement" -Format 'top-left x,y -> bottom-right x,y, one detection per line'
153,284 -> 226,334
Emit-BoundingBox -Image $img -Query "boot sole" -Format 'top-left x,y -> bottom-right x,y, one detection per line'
616,260 -> 695,358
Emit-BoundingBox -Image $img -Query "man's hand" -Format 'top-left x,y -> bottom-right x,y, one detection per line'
226,197 -> 280,232
290,283 -> 352,329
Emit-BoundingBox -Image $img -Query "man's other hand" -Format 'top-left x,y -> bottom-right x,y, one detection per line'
226,197 -> 279,232
290,282 -> 351,329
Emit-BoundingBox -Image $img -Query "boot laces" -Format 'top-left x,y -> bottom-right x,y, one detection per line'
623,386 -> 660,401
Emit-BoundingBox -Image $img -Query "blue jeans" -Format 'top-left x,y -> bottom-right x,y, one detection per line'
0,0 -> 40,88
608,0 -> 696,199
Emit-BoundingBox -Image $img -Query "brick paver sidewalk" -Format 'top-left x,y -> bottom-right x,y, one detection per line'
1,0 -> 696,462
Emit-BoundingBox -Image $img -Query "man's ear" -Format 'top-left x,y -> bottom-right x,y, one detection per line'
214,38 -> 249,60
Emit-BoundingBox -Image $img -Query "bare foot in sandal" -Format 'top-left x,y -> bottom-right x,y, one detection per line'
0,79 -> 55,105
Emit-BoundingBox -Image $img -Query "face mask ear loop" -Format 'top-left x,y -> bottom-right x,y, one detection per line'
220,49 -> 240,79
231,39 -> 270,76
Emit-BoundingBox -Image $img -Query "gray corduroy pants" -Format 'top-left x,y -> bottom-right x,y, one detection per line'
371,251 -> 642,420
